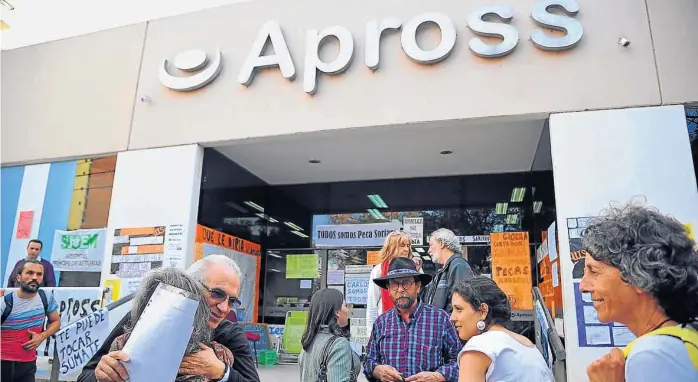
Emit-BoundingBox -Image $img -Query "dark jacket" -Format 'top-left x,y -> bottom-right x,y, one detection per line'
423,254 -> 474,314
7,258 -> 56,287
77,314 -> 260,382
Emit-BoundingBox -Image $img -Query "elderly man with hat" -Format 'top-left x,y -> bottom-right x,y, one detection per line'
363,257 -> 460,382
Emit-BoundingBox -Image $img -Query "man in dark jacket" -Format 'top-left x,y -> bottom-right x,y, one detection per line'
423,228 -> 474,314
7,240 -> 56,287
77,255 -> 260,382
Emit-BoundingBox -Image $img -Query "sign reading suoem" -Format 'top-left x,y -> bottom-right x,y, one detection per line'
159,0 -> 582,94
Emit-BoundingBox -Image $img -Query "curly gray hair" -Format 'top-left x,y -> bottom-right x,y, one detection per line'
581,204 -> 698,324
431,228 -> 462,254
127,267 -> 212,353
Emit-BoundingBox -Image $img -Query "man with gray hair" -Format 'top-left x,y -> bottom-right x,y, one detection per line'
78,255 -> 260,382
423,228 -> 474,314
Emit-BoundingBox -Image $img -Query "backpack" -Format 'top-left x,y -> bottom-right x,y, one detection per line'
1,289 -> 50,324
623,325 -> 698,371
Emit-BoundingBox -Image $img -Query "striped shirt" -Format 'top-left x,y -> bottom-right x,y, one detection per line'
0,291 -> 59,362
364,302 -> 460,381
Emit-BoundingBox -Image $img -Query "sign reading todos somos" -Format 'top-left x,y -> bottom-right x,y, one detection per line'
316,223 -> 401,247
55,308 -> 111,376
51,229 -> 106,272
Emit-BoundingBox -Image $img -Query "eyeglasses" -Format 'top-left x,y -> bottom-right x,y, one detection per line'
389,279 -> 415,291
202,283 -> 242,310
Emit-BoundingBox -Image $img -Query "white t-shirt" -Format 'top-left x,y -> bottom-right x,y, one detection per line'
625,329 -> 698,381
459,330 -> 554,382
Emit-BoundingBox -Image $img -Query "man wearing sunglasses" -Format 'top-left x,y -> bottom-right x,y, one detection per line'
77,255 -> 260,382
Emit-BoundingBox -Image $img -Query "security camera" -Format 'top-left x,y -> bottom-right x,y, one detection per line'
618,37 -> 631,47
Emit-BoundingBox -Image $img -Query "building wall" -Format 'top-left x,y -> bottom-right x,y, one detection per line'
2,0 -> 697,166
0,156 -> 116,285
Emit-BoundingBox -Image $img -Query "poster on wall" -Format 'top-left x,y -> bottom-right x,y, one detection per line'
195,225 -> 261,323
51,229 -> 106,272
111,226 -> 166,280
345,273 -> 369,305
286,254 -> 320,279
567,217 -> 635,347
16,211 -> 34,239
403,217 -> 423,245
489,232 -> 533,310
315,222 -> 400,247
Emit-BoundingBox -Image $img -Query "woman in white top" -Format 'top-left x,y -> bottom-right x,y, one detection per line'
366,231 -> 413,335
450,276 -> 554,382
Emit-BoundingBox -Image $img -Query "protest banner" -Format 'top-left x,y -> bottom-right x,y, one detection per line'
345,273 -> 369,305
51,229 -> 106,272
55,308 -> 110,376
489,232 -> 533,310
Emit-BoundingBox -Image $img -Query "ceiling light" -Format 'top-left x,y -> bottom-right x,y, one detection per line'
412,252 -> 419,258
291,230 -> 309,238
506,214 -> 519,225
367,209 -> 387,220
510,187 -> 526,203
284,222 -> 303,231
269,253 -> 282,259
423,255 -> 432,261
244,201 -> 264,212
495,202 -> 508,215
308,159 -> 321,164
270,268 -> 282,273
255,213 -> 278,223
367,194 -> 388,208
225,202 -> 249,214
440,150 -> 453,155
533,201 -> 543,214
415,247 -> 425,253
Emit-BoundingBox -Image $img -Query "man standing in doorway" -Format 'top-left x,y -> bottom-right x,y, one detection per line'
7,240 -> 57,288
1,259 -> 61,382
423,229 -> 474,314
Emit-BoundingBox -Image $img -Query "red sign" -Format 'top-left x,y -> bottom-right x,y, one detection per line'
16,211 -> 34,239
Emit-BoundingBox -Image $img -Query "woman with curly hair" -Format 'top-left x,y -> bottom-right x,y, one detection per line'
580,204 -> 698,382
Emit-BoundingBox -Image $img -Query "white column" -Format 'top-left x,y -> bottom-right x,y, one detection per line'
549,105 -> 698,382
100,144 -> 204,295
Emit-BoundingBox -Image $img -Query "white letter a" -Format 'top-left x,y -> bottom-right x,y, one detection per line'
238,20 -> 296,86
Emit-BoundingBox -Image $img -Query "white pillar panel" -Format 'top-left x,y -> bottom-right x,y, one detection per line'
101,144 -> 204,291
549,105 -> 698,382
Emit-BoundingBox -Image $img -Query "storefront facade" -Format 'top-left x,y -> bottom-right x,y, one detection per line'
2,0 -> 698,379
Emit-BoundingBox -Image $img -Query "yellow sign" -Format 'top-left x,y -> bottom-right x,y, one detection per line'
286,254 -> 319,279
104,279 -> 121,302
489,232 -> 533,310
367,251 -> 381,265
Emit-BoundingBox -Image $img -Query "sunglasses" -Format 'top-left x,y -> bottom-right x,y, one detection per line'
202,283 -> 242,310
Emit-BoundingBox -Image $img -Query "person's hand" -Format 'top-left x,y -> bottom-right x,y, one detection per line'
587,348 -> 626,382
405,372 -> 445,382
0,289 -> 5,297
21,330 -> 45,350
179,344 -> 226,380
95,351 -> 130,382
373,365 -> 403,382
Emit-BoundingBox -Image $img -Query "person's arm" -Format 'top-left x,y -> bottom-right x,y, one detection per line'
327,339 -> 354,382
77,314 -> 129,382
445,261 -> 474,313
363,321 -> 381,378
43,261 -> 57,287
457,351 -> 491,382
216,322 -> 260,382
436,317 -> 462,382
366,267 -> 379,335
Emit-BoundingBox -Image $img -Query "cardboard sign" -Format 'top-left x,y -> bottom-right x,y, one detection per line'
489,232 -> 533,310
240,323 -> 270,355
55,308 -> 110,376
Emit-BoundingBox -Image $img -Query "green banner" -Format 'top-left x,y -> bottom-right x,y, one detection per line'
282,311 -> 309,354
285,254 -> 319,279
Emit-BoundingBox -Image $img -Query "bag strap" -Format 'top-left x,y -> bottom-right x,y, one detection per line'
623,326 -> 698,371
38,289 -> 49,316
1,293 -> 14,324
318,336 -> 340,382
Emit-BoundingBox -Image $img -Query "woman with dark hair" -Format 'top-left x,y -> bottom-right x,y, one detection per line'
580,204 -> 698,381
450,276 -> 553,382
299,288 -> 359,382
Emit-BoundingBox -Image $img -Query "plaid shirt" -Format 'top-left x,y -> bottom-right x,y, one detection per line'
363,302 -> 460,381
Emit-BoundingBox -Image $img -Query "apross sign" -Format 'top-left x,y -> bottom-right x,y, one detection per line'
159,0 -> 582,94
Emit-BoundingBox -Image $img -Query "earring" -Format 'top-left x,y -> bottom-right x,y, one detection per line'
476,320 -> 486,331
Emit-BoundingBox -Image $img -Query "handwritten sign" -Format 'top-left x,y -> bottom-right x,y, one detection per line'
350,318 -> 369,346
345,274 -> 369,305
490,232 -> 533,310
366,251 -> 381,265
55,308 -> 110,376
240,323 -> 270,356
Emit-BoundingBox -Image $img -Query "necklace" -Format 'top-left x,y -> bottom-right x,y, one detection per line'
649,318 -> 673,332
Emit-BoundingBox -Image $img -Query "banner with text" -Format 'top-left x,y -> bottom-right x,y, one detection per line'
316,223 -> 401,247
345,273 -> 370,305
55,308 -> 110,376
490,232 -> 533,310
51,229 -> 107,272
403,218 -> 423,245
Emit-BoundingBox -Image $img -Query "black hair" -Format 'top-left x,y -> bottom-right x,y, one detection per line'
453,276 -> 511,327
27,239 -> 43,249
18,258 -> 44,275
301,288 -> 348,351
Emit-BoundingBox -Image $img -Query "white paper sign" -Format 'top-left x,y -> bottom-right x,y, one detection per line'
457,235 -> 491,244
316,223 -> 401,247
548,222 -> 558,262
345,274 -> 370,305
350,318 -> 369,346
403,217 -> 423,245
164,224 -> 187,269
51,229 -> 107,272
55,308 -> 111,376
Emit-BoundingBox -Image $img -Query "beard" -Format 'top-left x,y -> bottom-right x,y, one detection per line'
20,280 -> 39,293
394,294 -> 416,309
